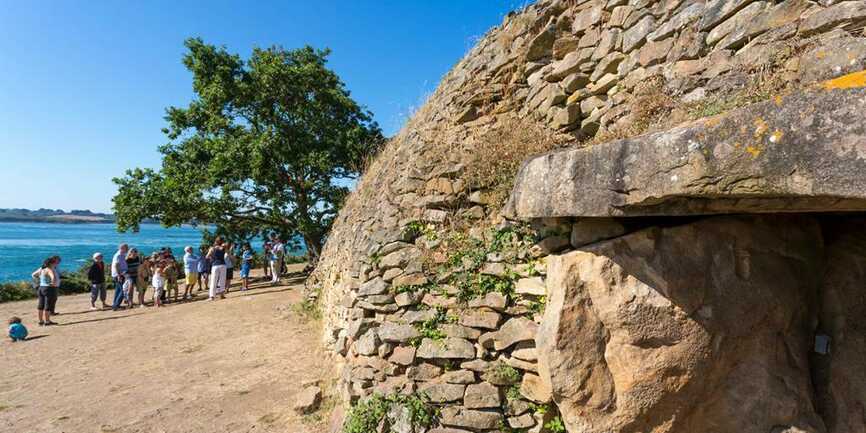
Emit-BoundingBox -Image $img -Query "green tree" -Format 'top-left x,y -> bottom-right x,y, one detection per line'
113,38 -> 383,262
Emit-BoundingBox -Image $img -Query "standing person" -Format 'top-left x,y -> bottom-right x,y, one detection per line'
182,246 -> 199,300
31,257 -> 58,326
270,237 -> 284,285
225,243 -> 235,294
207,238 -> 227,300
125,249 -> 142,308
262,241 -> 272,278
151,261 -> 166,308
240,244 -> 253,291
164,254 -> 179,303
111,244 -> 129,311
197,246 -> 210,292
48,255 -> 62,316
136,257 -> 151,307
87,253 -> 107,310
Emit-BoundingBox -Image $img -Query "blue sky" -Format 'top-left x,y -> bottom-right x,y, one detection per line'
0,1 -> 524,213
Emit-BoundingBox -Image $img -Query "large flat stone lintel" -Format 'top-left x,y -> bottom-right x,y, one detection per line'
504,86 -> 866,219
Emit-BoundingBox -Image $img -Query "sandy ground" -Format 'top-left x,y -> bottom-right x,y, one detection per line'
0,266 -> 333,433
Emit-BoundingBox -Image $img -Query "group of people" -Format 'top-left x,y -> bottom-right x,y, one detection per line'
10,235 -> 292,339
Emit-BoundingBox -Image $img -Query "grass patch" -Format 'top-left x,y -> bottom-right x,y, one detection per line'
292,298 -> 322,321
463,115 -> 566,210
342,393 -> 438,433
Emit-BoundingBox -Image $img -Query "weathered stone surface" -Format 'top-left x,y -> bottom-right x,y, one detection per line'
406,363 -> 443,381
293,385 -> 322,414
508,413 -> 536,429
515,277 -> 546,296
459,310 -> 502,330
440,407 -> 502,430
380,247 -> 420,270
392,272 -> 428,287
537,216 -> 825,433
699,0 -> 754,31
443,369 -> 477,384
799,1 -> 866,36
706,1 -> 771,47
506,87 -> 866,219
464,382 -> 501,409
622,15 -> 655,53
812,218 -> 866,433
491,317 -> 538,351
648,3 -> 703,41
416,338 -> 476,359
420,382 -> 466,403
570,218 -> 627,247
460,359 -> 492,373
358,277 -> 389,296
519,373 -> 551,403
440,324 -> 483,340
355,329 -> 380,356
467,292 -> 508,311
527,25 -> 556,61
377,322 -> 420,344
389,345 -> 416,366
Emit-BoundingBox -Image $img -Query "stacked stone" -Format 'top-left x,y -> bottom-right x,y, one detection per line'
516,0 -> 866,136
308,1 -> 866,431
328,219 -> 576,432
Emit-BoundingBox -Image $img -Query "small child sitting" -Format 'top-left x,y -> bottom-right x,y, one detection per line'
8,317 -> 28,342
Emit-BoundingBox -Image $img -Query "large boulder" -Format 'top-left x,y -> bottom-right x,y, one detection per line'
537,215 -> 826,433
505,87 -> 866,219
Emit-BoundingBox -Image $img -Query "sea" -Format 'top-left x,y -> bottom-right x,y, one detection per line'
0,222 -> 299,283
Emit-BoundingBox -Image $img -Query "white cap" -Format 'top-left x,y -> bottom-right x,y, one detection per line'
93,252 -> 103,260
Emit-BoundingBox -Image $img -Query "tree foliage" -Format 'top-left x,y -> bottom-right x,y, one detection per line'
113,38 -> 383,261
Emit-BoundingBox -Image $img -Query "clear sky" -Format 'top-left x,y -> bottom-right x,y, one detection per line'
0,1 -> 524,213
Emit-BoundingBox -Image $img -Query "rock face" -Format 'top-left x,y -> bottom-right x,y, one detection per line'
539,216 -> 826,433
308,0 -> 866,431
506,87 -> 866,219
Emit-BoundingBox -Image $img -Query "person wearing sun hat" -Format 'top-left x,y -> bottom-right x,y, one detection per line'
87,252 -> 107,310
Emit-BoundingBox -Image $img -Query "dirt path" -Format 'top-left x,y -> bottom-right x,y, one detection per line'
0,267 -> 332,433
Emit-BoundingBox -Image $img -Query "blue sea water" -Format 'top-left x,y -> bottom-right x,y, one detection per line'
0,222 -> 300,283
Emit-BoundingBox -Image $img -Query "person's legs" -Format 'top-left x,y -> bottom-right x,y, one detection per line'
37,288 -> 47,324
90,284 -> 99,308
208,269 -> 217,299
46,287 -> 59,324
112,278 -> 124,310
214,265 -> 227,299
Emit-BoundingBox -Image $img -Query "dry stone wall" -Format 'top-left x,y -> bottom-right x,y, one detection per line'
310,1 -> 866,432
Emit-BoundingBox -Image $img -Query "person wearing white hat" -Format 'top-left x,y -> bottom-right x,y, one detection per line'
87,252 -> 107,310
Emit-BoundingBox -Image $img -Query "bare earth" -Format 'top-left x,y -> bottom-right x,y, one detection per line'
0,266 -> 331,433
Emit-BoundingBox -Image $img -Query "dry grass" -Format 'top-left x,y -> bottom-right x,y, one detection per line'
463,115 -> 567,209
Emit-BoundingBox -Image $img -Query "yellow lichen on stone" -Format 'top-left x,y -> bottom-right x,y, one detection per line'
822,70 -> 866,90
746,145 -> 762,158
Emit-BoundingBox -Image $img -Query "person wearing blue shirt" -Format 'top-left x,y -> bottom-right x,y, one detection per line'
111,244 -> 129,311
240,244 -> 254,291
8,317 -> 28,342
182,246 -> 200,300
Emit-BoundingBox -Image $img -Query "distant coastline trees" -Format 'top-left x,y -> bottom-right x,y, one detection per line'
113,38 -> 383,263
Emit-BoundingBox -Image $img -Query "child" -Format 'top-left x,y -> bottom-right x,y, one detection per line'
122,277 -> 134,308
240,244 -> 253,291
152,262 -> 166,308
8,317 -> 28,342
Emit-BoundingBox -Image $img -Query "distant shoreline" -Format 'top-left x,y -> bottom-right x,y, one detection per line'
0,219 -> 162,225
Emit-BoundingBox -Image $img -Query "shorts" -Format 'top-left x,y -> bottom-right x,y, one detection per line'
153,285 -> 164,298
37,286 -> 49,310
185,271 -> 198,285
226,268 -> 234,280
240,262 -> 251,278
